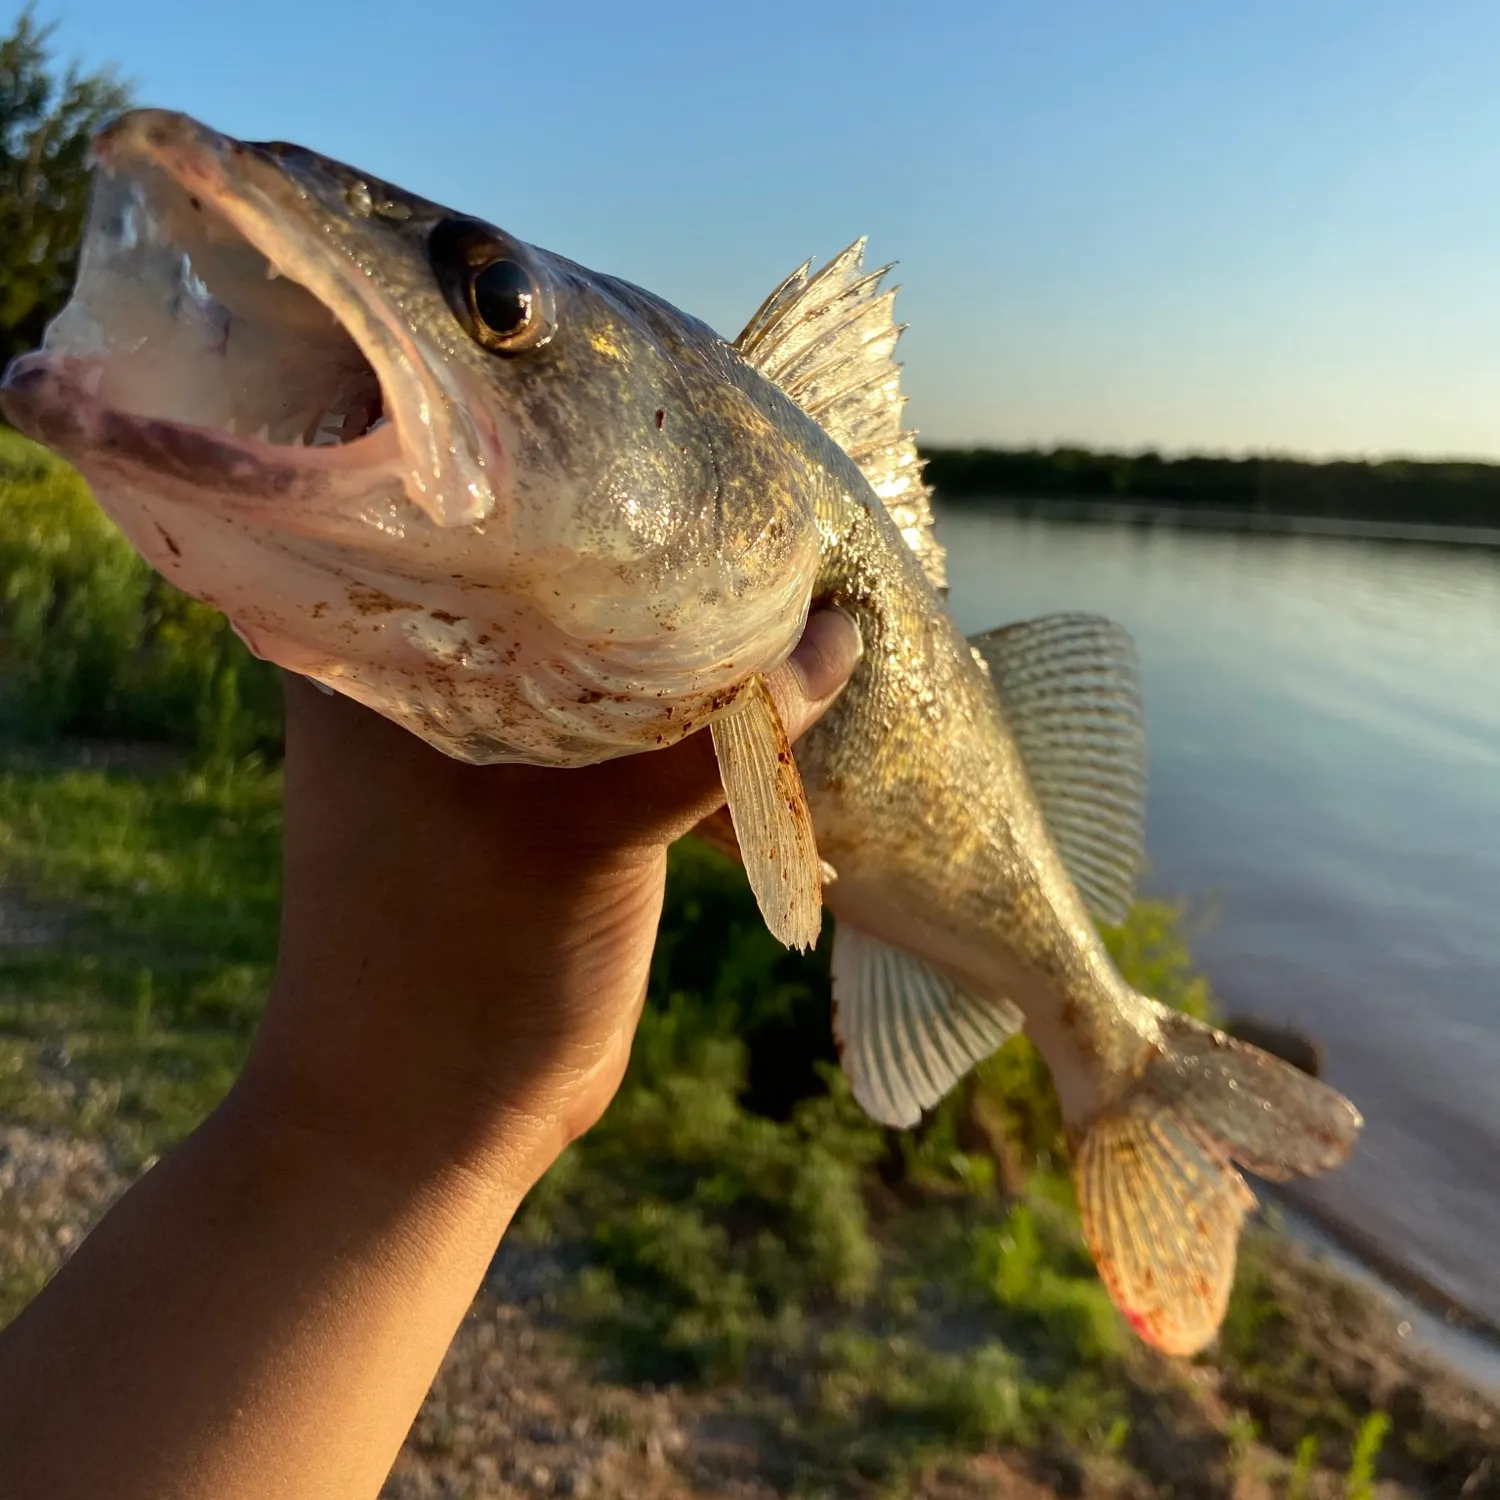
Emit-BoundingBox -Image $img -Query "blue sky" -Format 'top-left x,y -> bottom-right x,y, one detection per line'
32,0 -> 1500,457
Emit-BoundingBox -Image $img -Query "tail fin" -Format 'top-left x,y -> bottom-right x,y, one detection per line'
1074,1006 -> 1362,1357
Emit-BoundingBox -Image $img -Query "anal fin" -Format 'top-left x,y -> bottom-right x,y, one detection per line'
832,923 -> 1024,1128
710,675 -> 823,951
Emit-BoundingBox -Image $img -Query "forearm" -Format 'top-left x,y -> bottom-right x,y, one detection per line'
0,615 -> 861,1498
0,1067 -> 550,1500
0,684 -> 662,1500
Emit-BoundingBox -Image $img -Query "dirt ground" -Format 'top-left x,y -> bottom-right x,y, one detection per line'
4,1120 -> 1500,1499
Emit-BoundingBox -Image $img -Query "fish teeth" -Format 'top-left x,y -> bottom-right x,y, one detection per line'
310,405 -> 346,448
264,263 -> 282,282
80,366 -> 104,397
251,422 -> 272,443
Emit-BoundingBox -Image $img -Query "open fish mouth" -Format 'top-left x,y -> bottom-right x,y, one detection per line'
0,110 -> 496,527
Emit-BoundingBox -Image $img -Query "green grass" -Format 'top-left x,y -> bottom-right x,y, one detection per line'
0,428 -> 281,756
510,854 -> 1212,1490
0,756 -> 1461,1494
0,755 -> 281,1162
1347,1411 -> 1392,1500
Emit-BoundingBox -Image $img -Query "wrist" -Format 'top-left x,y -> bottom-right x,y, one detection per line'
264,677 -> 673,1197
225,1035 -> 567,1219
238,872 -> 658,1201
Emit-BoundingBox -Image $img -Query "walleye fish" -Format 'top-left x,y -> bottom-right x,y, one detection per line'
1,109 -> 1362,1355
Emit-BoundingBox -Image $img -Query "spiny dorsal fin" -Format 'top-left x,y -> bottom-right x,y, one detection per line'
734,240 -> 946,594
831,923 -> 1024,1127
710,675 -> 824,951
969,614 -> 1147,927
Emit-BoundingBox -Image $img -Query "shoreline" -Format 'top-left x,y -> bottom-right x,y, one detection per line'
1276,1189 -> 1500,1348
1269,1189 -> 1500,1398
933,494 -> 1500,548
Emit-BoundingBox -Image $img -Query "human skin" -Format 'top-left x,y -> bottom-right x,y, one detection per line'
0,608 -> 862,1500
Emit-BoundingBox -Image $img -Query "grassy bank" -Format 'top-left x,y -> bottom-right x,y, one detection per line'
1,755 -> 1498,1496
0,427 -> 281,758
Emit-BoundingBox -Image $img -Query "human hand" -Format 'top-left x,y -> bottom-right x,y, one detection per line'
0,607 -> 862,1500
241,606 -> 863,1191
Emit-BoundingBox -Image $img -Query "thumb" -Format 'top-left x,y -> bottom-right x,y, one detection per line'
764,607 -> 865,744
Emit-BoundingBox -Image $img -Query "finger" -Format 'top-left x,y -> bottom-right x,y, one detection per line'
764,606 -> 864,744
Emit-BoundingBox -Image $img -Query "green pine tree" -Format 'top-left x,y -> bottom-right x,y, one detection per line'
0,6 -> 130,368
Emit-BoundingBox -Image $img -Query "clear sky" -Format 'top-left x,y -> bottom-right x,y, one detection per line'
31,0 -> 1500,458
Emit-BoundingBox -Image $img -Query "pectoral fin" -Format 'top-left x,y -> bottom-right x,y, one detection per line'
710,675 -> 823,951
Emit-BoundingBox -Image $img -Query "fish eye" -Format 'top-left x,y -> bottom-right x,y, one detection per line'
430,217 -> 552,355
468,258 -> 534,345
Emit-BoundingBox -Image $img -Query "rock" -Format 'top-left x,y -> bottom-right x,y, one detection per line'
1225,1015 -> 1325,1078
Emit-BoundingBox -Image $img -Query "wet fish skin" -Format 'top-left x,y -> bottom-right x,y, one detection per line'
0,109 -> 1364,1356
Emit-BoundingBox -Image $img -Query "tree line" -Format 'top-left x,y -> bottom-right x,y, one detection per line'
0,7 -> 128,369
919,445 -> 1500,529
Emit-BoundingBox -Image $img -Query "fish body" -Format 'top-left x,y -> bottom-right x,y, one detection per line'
0,110 -> 1362,1355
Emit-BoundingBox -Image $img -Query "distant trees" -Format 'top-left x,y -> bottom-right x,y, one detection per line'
919,445 -> 1500,528
0,7 -> 129,368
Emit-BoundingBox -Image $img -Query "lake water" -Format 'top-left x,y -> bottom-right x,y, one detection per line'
937,505 -> 1500,1334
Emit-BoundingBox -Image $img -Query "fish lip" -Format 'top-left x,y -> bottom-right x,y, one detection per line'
38,108 -> 501,528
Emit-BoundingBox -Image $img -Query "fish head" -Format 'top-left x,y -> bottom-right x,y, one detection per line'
0,109 -> 823,764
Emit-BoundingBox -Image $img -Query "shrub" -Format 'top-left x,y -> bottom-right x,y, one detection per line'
0,430 -> 281,757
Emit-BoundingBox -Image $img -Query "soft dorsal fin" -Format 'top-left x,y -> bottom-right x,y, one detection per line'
969,614 -> 1147,927
734,240 -> 946,594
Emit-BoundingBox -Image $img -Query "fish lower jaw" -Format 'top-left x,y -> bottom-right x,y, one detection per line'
0,352 -> 403,491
